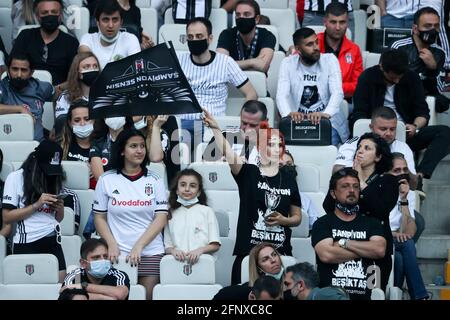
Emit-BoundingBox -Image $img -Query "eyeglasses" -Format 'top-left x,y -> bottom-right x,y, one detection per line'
42,45 -> 48,63
55,224 -> 62,245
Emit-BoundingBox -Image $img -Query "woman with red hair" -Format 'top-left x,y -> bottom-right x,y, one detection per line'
203,108 -> 301,285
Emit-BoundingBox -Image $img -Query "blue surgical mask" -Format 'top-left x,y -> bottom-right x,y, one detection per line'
88,259 -> 111,279
176,195 -> 199,207
265,266 -> 284,280
134,117 -> 147,130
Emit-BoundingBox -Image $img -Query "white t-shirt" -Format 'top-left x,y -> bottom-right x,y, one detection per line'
384,85 -> 404,122
300,192 -> 320,230
2,169 -> 60,243
55,91 -> 88,119
389,191 -> 416,231
93,170 -> 168,256
298,63 -> 324,114
387,0 -> 420,18
80,32 -> 141,70
164,204 -> 221,254
335,136 -> 417,174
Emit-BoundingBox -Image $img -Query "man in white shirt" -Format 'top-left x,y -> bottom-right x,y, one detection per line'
79,0 -> 140,69
276,27 -> 345,146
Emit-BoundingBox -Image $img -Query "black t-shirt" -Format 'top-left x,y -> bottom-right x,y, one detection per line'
217,27 -> 276,61
160,116 -> 180,185
212,282 -> 251,300
122,5 -> 143,42
233,164 -> 301,256
311,213 -> 384,300
89,135 -> 115,172
67,140 -> 90,163
11,28 -> 79,85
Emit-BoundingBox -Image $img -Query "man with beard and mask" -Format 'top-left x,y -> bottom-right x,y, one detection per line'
351,49 -> 450,191
79,0 -> 141,70
311,168 -> 386,300
276,27 -> 345,146
61,238 -> 130,300
177,17 -> 257,155
217,0 -> 276,73
392,7 -> 449,113
283,262 -> 349,300
11,0 -> 79,91
202,99 -> 267,162
0,53 -> 55,141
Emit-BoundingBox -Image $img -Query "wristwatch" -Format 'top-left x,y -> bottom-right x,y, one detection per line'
338,238 -> 349,249
399,200 -> 409,206
81,281 -> 88,290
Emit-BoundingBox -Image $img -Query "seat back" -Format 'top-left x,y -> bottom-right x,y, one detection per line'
353,9 -> 367,51
228,70 -> 267,97
353,119 -> 406,142
291,237 -> 316,265
129,284 -> 147,300
256,0 -> 289,9
61,235 -> 82,267
0,161 -> 15,182
62,161 -> 90,190
189,162 -> 237,190
140,7 -> 158,43
160,255 -> 216,284
257,24 -> 279,51
260,8 -> 295,51
206,190 -> 240,239
69,6 -> 90,41
72,189 -> 95,238
362,51 -> 381,69
267,50 -> 285,99
153,283 -> 223,300
60,207 -> 75,236
0,284 -> 61,299
215,236 -> 235,287
3,254 -> 59,284
114,256 -> 138,285
0,114 -> 34,141
241,255 -> 297,283
0,8 -> 12,53
215,210 -> 230,237
147,162 -> 168,189
0,235 -> 5,283
291,211 -> 309,238
0,141 -> 39,163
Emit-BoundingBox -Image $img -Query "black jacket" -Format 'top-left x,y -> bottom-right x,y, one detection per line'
350,65 -> 429,130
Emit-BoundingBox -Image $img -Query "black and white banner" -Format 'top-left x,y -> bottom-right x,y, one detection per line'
89,42 -> 202,119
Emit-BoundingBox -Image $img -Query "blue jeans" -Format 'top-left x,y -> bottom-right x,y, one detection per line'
381,14 -> 414,29
180,119 -> 204,162
331,127 -> 342,147
393,239 -> 428,299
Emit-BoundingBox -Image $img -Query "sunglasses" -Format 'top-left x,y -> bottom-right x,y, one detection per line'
55,224 -> 62,245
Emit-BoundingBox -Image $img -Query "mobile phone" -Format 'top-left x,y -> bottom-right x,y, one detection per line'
56,193 -> 68,200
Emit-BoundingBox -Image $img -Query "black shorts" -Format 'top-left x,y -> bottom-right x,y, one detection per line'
13,235 -> 66,271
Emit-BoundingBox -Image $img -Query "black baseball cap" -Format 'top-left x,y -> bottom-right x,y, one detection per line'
34,140 -> 63,176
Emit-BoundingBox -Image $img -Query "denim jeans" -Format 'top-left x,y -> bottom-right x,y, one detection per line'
381,14 -> 414,29
393,239 -> 428,299
180,119 -> 204,162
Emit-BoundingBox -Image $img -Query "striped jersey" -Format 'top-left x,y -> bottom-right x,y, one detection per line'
304,0 -> 353,13
172,0 -> 212,22
93,169 -> 168,256
177,51 -> 249,120
2,169 -> 61,244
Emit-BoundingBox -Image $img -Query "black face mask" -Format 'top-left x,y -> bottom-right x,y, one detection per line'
10,77 -> 29,90
187,39 -> 209,56
80,70 -> 100,86
336,202 -> 359,216
40,15 -> 60,33
419,29 -> 438,45
280,165 -> 298,178
397,173 -> 410,183
236,17 -> 256,34
283,289 -> 297,301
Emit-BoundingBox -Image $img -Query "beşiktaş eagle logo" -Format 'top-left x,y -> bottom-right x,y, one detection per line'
92,58 -> 193,110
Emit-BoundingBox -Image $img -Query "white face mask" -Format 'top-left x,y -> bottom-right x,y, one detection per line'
176,195 -> 199,207
134,117 -> 147,130
105,117 -> 126,130
72,123 -> 94,139
100,31 -> 120,44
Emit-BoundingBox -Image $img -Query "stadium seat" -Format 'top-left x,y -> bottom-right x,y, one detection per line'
307,25 -> 352,40
267,51 -> 284,98
215,210 -> 230,237
260,8 -> 295,51
159,254 -> 216,284
153,283 -> 222,300
426,96 -> 436,126
33,69 -> 53,83
287,145 -> 337,193
291,237 -> 316,265
61,235 -> 82,267
189,161 -> 237,190
0,141 -> 38,163
0,114 -> 34,141
362,51 -> 381,69
73,189 -> 95,238
215,236 -> 235,287
258,24 -> 279,50
225,97 -> 276,127
0,0 -> 11,7
69,7 -> 89,42
147,162 -> 169,189
141,8 -> 158,45
353,9 -> 367,51
256,0 -> 289,9
240,255 -> 297,283
3,254 -> 59,284
129,284 -> 147,300
296,163 -> 320,193
0,161 -> 14,182
42,101 -> 55,131
353,119 -> 406,142
0,284 -> 61,299
228,70 -> 267,98
159,24 -> 188,50
206,190 -> 240,239
202,116 -> 241,143
114,256 -> 138,285
291,210 -> 309,238
0,235 -> 5,283
0,8 -> 12,53
135,0 -> 150,7
61,207 -> 75,236
62,161 -> 90,190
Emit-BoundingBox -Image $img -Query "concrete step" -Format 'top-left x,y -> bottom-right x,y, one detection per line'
425,285 -> 450,300
418,258 -> 448,286
424,154 -> 450,185
416,234 -> 450,259
420,185 -> 450,234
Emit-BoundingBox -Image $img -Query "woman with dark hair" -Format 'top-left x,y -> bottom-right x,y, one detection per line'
353,132 -> 399,292
203,109 -> 301,285
54,52 -> 100,134
1,140 -> 66,281
116,0 -> 154,49
164,168 -> 220,265
93,129 -> 168,300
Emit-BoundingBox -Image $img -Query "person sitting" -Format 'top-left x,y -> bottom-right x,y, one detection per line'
217,0 -> 276,73
248,275 -> 282,300
61,238 -> 130,300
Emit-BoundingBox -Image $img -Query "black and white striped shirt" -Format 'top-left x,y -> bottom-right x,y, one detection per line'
177,51 -> 249,120
172,0 -> 212,23
304,0 -> 353,13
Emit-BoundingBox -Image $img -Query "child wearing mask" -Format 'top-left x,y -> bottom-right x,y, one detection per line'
164,169 -> 221,265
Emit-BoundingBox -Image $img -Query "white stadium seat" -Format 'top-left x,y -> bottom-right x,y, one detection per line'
62,161 -> 90,190
362,51 -> 381,69
0,161 -> 15,182
291,211 -> 309,238
240,255 -> 297,283
69,6 -> 90,42
159,24 -> 188,50
61,235 -> 82,267
129,284 -> 147,300
0,284 -> 61,300
0,0 -> 11,7
353,9 -> 367,51
258,24 -> 279,51
3,254 -> 59,284
296,163 -> 320,193
136,0 -> 150,7
291,237 -> 316,265
228,70 -> 267,98
147,162 -> 169,189
353,119 -> 407,142
267,51 -> 285,98
256,0 -> 289,9
153,283 -> 222,300
0,235 -> 6,283
206,190 -> 240,239
189,161 -> 237,190
160,255 -> 216,284
260,8 -> 295,51
141,8 -> 158,45
215,237 -> 235,287
0,141 -> 38,163
0,8 -> 12,53
215,210 -> 230,237
73,189 -> 95,238
114,256 -> 138,285
302,191 -> 326,217
0,114 -> 34,141
60,207 -> 75,236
